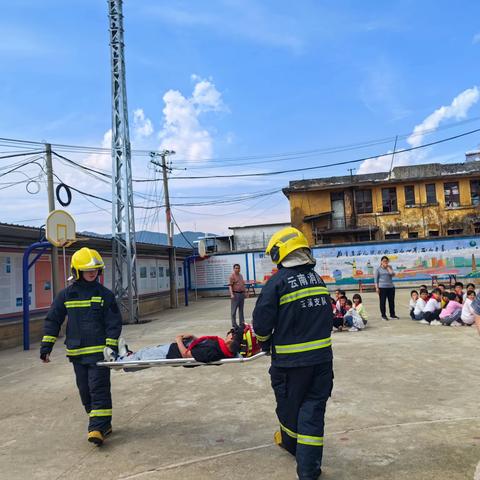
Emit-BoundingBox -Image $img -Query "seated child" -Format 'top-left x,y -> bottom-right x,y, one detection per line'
465,283 -> 476,301
334,289 -> 346,311
412,289 -> 428,320
419,288 -> 442,325
439,292 -> 462,326
104,328 -> 243,363
352,293 -> 368,325
461,290 -> 477,325
454,282 -> 464,304
333,295 -> 347,330
409,290 -> 419,319
418,285 -> 430,302
343,300 -> 365,332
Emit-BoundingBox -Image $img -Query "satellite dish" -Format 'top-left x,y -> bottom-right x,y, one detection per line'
198,239 -> 207,258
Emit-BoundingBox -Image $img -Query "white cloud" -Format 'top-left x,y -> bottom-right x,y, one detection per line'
133,108 -> 154,138
407,86 -> 479,148
357,152 -> 395,175
85,129 -> 112,170
158,76 -> 226,163
358,86 -> 480,174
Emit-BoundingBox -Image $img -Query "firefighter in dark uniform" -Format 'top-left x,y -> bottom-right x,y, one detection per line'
252,227 -> 333,480
40,247 -> 122,446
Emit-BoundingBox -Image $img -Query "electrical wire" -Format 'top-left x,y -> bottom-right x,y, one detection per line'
1,114 -> 480,166
171,212 -> 195,248
173,191 -> 283,217
16,208 -> 108,224
169,127 -> 480,180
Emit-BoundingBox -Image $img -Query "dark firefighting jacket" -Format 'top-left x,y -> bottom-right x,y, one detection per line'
40,279 -> 122,361
252,264 -> 333,368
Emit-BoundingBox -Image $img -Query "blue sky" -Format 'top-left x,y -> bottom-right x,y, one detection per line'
1,0 -> 480,235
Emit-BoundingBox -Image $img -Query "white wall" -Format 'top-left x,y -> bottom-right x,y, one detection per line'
0,250 -> 185,317
233,224 -> 290,251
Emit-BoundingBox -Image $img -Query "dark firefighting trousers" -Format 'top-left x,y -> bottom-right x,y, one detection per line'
270,361 -> 333,480
73,361 -> 112,433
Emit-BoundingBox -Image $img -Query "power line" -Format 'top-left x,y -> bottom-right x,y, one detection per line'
1,114 -> 480,165
169,127 -> 480,180
0,150 -> 44,161
171,212 -> 195,248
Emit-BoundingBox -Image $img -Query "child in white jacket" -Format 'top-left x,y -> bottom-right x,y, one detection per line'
461,290 -> 476,325
344,300 -> 365,332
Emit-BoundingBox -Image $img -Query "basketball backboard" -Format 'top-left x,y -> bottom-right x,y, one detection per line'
46,210 -> 76,247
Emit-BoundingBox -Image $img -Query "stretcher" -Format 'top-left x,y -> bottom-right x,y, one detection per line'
97,351 -> 267,371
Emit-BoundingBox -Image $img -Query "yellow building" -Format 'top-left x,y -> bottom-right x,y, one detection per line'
283,160 -> 480,245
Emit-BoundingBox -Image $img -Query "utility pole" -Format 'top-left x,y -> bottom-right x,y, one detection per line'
150,150 -> 177,308
109,0 -> 139,323
45,143 -> 60,297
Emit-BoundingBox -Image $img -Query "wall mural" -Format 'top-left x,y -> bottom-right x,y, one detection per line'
309,236 -> 480,285
191,236 -> 480,290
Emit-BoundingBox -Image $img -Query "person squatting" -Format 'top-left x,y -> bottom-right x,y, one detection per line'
40,247 -> 122,446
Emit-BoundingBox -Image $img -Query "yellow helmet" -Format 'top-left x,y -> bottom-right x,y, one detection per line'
71,247 -> 105,280
266,227 -> 310,264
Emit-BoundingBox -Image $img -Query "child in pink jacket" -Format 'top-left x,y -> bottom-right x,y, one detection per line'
439,292 -> 463,326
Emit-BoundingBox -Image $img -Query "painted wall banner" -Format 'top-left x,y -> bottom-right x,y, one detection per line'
191,254 -> 247,290
194,236 -> 480,290
252,252 -> 279,285
310,236 -> 480,285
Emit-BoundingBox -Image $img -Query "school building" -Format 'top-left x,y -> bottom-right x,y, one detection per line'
283,156 -> 480,245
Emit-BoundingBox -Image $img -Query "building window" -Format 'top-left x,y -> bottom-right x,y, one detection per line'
474,222 -> 480,234
425,184 -> 437,204
408,232 -> 418,238
354,189 -> 373,214
404,185 -> 415,206
385,233 -> 401,239
428,230 -> 439,237
447,228 -> 463,236
356,232 -> 373,242
382,188 -> 398,213
444,182 -> 460,207
471,180 -> 480,205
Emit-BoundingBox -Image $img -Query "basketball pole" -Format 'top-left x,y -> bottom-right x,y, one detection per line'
45,143 -> 60,297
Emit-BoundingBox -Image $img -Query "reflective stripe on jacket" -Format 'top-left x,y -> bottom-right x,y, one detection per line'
40,279 -> 122,360
252,265 -> 333,367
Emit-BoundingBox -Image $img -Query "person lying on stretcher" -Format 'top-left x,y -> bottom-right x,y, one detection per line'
103,327 -> 243,364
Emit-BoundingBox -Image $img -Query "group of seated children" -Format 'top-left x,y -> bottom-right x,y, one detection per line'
332,289 -> 368,332
409,282 -> 476,327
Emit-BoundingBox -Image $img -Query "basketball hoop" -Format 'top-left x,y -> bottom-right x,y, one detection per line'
198,239 -> 207,258
46,210 -> 77,247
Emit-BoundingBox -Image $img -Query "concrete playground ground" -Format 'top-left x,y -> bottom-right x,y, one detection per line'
1,289 -> 480,480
